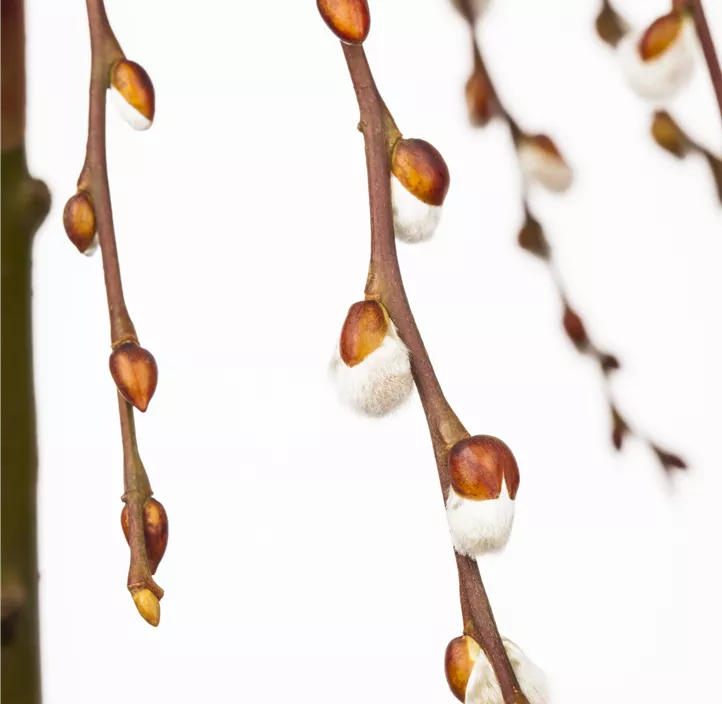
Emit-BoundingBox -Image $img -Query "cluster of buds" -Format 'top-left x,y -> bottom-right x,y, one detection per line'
445,435 -> 519,557
120,498 -> 168,626
445,635 -> 549,703
109,341 -> 159,413
330,300 -> 413,416
516,134 -> 573,194
617,9 -> 696,101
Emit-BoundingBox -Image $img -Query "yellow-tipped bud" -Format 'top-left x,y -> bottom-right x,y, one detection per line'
109,342 -> 159,412
62,192 -> 97,255
445,635 -> 481,701
132,588 -> 160,627
339,300 -> 389,367
449,435 -> 519,501
391,138 -> 450,207
121,498 -> 169,575
110,59 -> 155,131
317,0 -> 370,44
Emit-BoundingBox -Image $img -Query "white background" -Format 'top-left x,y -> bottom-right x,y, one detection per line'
25,0 -> 721,702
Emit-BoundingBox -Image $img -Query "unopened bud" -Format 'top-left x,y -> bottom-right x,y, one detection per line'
651,111 -> 689,158
121,498 -> 169,574
317,0 -> 370,44
391,138 -> 450,243
446,435 -> 518,557
109,342 -> 158,412
445,635 -> 481,702
131,588 -> 160,627
652,445 -> 687,473
617,12 -> 695,101
465,70 -> 495,127
330,300 -> 413,416
450,0 -> 490,24
110,59 -> 155,131
63,192 -> 97,256
611,406 -> 628,451
595,2 -> 630,47
517,135 -> 573,193
562,304 -> 588,351
599,352 -> 620,374
465,637 -> 549,704
517,210 -> 549,260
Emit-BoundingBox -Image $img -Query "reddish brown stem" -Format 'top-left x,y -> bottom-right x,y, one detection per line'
341,43 -> 527,704
689,0 -> 722,124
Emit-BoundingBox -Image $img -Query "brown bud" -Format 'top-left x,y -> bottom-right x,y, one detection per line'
121,498 -> 169,574
611,406 -> 629,451
639,12 -> 683,61
317,0 -> 370,44
526,134 -> 562,159
110,59 -> 155,130
517,211 -> 549,259
599,353 -> 621,375
449,435 -> 519,500
339,300 -> 389,367
705,153 -> 722,206
391,138 -> 450,207
595,3 -> 629,47
63,192 -> 97,254
652,445 -> 688,473
651,111 -> 689,159
132,588 -> 160,627
465,70 -> 494,127
562,305 -> 589,351
109,342 -> 158,412
445,635 -> 481,702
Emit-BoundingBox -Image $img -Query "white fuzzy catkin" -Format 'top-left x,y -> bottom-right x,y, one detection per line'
391,175 -> 442,244
617,19 -> 695,102
82,234 -> 99,257
445,477 -> 515,557
109,87 -> 153,131
465,637 -> 549,704
517,142 -> 573,194
329,319 -> 413,416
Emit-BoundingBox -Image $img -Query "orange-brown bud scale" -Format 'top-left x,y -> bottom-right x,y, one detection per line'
339,301 -> 389,367
563,305 -> 589,350
465,71 -> 495,127
391,138 -> 450,206
121,498 -> 169,574
527,134 -> 563,159
638,12 -> 683,61
132,588 -> 160,627
445,635 -> 481,702
448,435 -> 519,500
63,192 -> 96,253
317,0 -> 370,44
111,59 -> 155,122
651,111 -> 687,158
109,342 -> 158,412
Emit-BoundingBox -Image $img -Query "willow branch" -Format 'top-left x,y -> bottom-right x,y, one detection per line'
81,0 -> 161,607
688,0 -> 722,123
461,9 -> 687,472
1,1 -> 51,701
341,43 -> 528,704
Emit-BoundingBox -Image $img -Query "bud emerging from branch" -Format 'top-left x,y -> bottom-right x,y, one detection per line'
595,1 -> 631,47
462,636 -> 549,704
110,59 -> 155,131
445,635 -> 482,702
109,342 -> 158,412
562,304 -> 589,352
390,138 -> 450,243
517,210 -> 549,260
611,405 -> 629,450
516,135 -> 573,193
131,588 -> 160,627
330,300 -> 413,416
121,498 -> 169,574
445,435 -> 518,557
450,0 -> 491,24
465,70 -> 495,127
63,191 -> 98,255
617,12 -> 695,101
317,0 -> 370,44
651,110 -> 689,158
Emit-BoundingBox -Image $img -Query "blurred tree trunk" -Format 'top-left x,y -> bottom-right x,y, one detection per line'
2,1 -> 51,702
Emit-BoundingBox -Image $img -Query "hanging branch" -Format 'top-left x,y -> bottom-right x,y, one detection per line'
62,0 -> 168,626
455,1 -> 687,474
2,1 -> 51,701
319,2 -> 547,702
595,0 -> 722,203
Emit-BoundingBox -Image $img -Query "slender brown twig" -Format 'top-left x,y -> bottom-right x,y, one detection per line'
687,0 -> 722,122
80,0 -> 163,619
340,43 -> 528,704
460,7 -> 687,473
